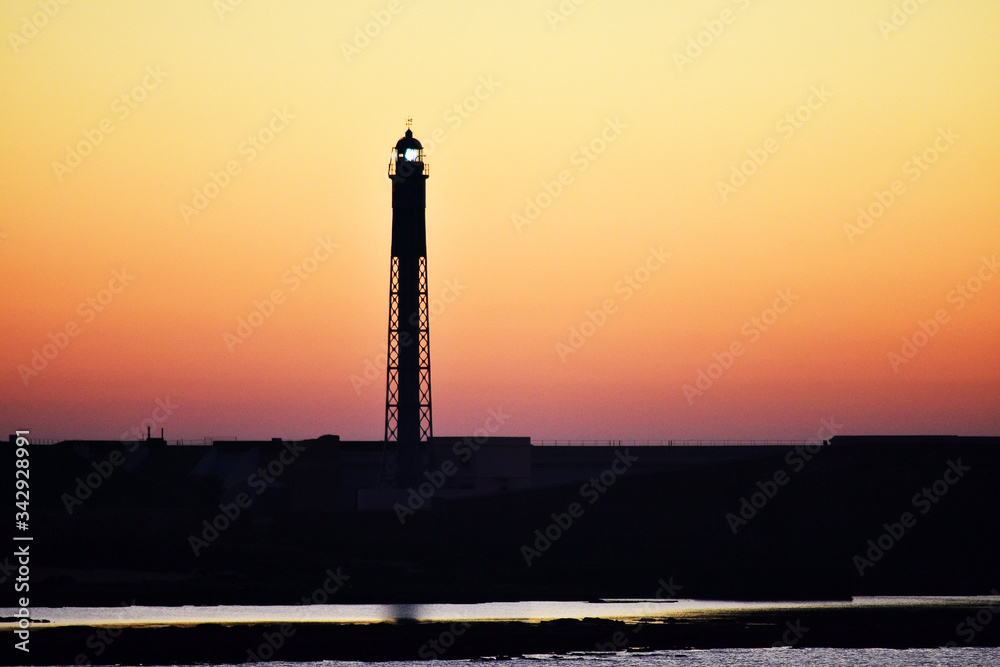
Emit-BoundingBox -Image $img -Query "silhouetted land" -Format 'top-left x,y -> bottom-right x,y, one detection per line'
9,435 -> 999,606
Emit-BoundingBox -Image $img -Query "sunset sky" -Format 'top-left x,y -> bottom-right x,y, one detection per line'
2,1 -> 998,442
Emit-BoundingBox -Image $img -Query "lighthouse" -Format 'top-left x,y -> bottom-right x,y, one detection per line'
383,122 -> 433,487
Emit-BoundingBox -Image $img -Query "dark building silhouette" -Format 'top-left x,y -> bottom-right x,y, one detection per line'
383,122 -> 433,488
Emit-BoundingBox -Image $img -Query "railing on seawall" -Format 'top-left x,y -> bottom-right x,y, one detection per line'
171,437 -> 241,445
530,439 -> 820,447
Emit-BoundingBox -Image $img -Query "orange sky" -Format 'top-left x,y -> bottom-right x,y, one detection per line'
2,1 -> 998,441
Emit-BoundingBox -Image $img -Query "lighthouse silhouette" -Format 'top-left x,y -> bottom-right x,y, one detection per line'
381,122 -> 433,488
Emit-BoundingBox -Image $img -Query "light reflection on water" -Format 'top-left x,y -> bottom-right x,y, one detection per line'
7,595 -> 1000,629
